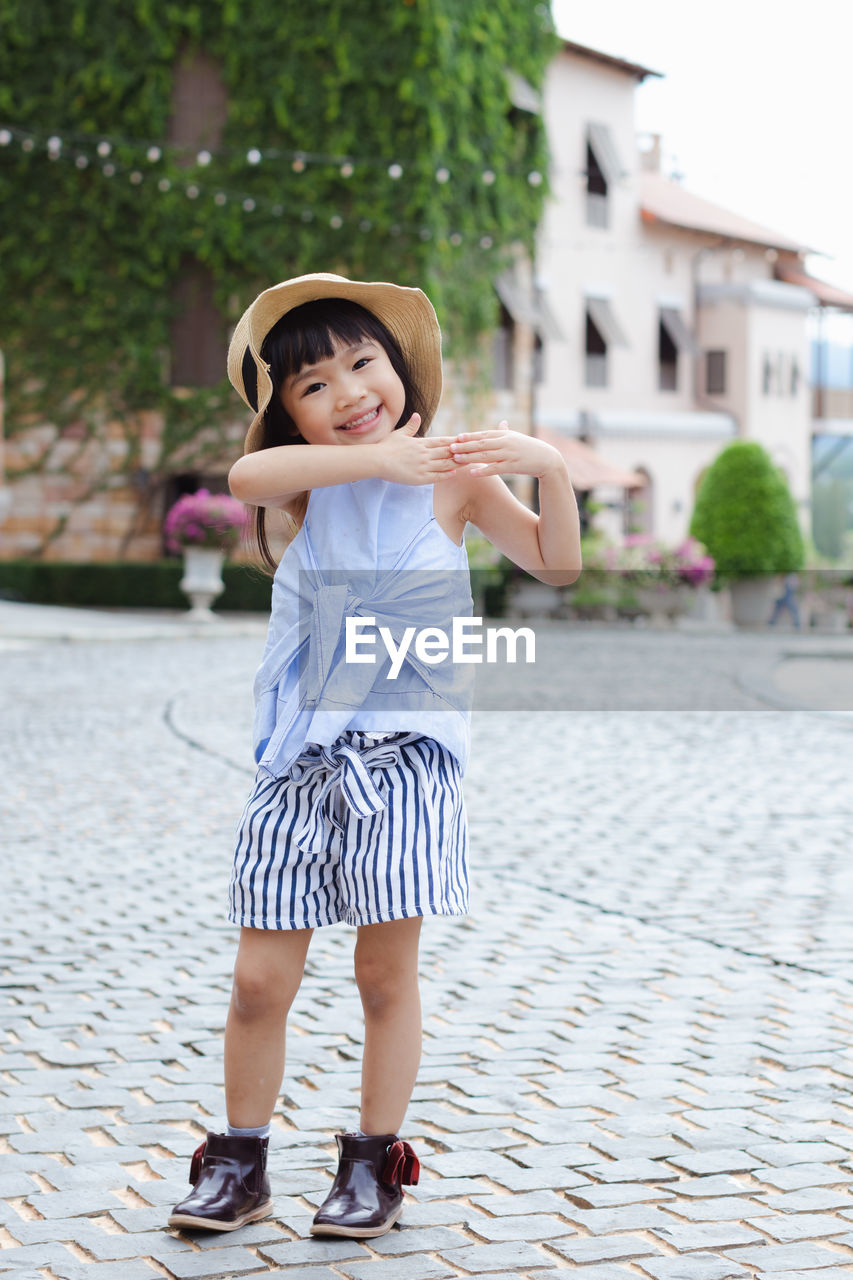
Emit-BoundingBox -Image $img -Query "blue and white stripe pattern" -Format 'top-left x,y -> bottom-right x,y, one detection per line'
229,731 -> 468,930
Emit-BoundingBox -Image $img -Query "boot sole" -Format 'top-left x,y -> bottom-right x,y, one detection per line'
168,1199 -> 274,1232
310,1202 -> 403,1238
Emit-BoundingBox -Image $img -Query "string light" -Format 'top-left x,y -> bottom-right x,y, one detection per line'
0,122 -> 512,252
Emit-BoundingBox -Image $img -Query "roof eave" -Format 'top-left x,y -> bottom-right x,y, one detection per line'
560,38 -> 662,82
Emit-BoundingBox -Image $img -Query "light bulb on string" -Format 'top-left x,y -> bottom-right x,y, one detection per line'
340,162 -> 354,178
197,150 -> 211,167
243,198 -> 256,211
158,178 -> 171,191
388,164 -> 403,180
449,232 -> 462,246
292,154 -> 306,172
186,185 -> 199,199
247,148 -> 262,165
129,171 -> 143,184
479,235 -> 493,249
419,228 -> 432,241
481,169 -> 496,185
97,141 -> 111,158
146,146 -> 161,162
214,192 -> 227,206
329,214 -> 343,228
102,163 -> 115,176
528,170 -> 543,186
75,155 -> 89,169
435,167 -> 450,183
47,136 -> 62,159
0,129 -> 11,146
21,137 -> 34,151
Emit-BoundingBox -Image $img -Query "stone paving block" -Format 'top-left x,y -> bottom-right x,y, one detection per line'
751,1164 -> 853,1191
368,1225 -> 472,1255
746,1142 -> 849,1166
435,1239 -> 549,1271
461,1212 -> 573,1242
558,1202 -> 676,1235
722,1243 -> 848,1271
637,1251 -> 752,1279
746,1212 -> 852,1243
256,1238 -> 372,1266
651,1222 -> 768,1251
336,1259 -> 457,1280
664,1195 -> 776,1221
542,1234 -> 664,1264
468,1190 -> 573,1217
145,1244 -> 270,1277
566,1180 -> 676,1208
758,1271 -> 853,1280
759,1189 -> 853,1212
667,1150 -> 766,1175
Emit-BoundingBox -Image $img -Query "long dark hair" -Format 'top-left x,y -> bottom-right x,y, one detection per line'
249,297 -> 427,571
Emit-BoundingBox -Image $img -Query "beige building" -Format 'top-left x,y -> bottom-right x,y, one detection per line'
515,38 -> 853,546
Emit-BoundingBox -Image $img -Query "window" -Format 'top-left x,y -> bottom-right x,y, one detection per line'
533,333 -> 545,385
791,355 -> 800,397
584,296 -> 629,388
170,262 -> 228,387
706,350 -> 727,395
658,319 -> 678,391
168,49 -> 228,153
585,123 -> 622,230
493,303 -> 515,390
585,311 -> 607,386
762,353 -> 774,395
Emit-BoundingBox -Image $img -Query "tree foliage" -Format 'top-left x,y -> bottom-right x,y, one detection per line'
0,0 -> 555,549
690,441 -> 805,579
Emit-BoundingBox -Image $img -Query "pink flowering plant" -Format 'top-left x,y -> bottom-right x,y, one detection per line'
164,489 -> 247,555
606,534 -> 715,588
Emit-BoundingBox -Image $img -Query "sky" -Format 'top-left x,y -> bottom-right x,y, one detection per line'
551,0 -> 853,342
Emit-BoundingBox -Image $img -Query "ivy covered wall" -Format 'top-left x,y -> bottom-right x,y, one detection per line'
0,0 -> 556,558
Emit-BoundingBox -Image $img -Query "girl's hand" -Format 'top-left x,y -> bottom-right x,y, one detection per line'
448,421 -> 566,480
377,414 -> 458,486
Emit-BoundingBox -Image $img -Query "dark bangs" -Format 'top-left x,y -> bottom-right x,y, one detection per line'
259,297 -> 425,445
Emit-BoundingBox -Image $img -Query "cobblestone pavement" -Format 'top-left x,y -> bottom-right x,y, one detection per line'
3,611 -> 853,1280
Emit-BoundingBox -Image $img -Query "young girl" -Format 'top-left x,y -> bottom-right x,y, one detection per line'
168,272 -> 581,1239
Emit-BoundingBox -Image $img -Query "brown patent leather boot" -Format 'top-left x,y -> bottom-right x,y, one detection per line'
310,1132 -> 420,1238
168,1132 -> 272,1231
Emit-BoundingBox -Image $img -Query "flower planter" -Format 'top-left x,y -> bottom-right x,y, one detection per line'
634,584 -> 689,627
179,547 -> 226,620
729,576 -> 777,627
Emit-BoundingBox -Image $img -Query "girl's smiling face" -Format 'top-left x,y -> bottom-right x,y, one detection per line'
281,337 -> 407,446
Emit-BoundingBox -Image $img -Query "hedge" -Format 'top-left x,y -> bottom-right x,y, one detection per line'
0,559 -> 272,611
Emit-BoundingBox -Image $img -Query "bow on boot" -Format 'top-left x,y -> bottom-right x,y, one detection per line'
384,1140 -> 420,1187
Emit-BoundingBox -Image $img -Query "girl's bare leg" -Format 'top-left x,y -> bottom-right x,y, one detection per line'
354,917 -> 423,1134
224,926 -> 313,1128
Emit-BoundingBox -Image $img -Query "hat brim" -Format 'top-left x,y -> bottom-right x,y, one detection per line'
226,273 -> 442,452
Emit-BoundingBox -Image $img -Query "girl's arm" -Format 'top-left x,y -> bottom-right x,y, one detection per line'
450,425 -> 582,586
229,414 -> 454,506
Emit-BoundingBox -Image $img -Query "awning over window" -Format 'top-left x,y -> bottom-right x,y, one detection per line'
495,275 -> 563,340
659,306 -> 700,356
537,430 -> 646,491
505,70 -> 541,114
587,122 -> 624,186
585,296 -> 629,348
774,265 -> 853,312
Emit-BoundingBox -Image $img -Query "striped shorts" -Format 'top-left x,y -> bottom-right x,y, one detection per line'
228,731 -> 469,930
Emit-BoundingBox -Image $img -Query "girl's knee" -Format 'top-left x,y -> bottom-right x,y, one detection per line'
231,955 -> 296,1018
354,949 -> 419,1017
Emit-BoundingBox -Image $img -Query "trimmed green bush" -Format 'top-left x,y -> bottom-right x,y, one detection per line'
690,441 -> 805,580
0,560 -> 271,611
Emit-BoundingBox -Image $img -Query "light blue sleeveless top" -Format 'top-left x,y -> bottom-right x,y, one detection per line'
252,478 -> 473,779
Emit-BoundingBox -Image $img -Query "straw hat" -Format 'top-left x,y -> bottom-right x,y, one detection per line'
227,273 -> 443,452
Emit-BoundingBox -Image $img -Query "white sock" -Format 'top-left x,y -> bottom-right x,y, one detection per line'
226,1122 -> 271,1140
